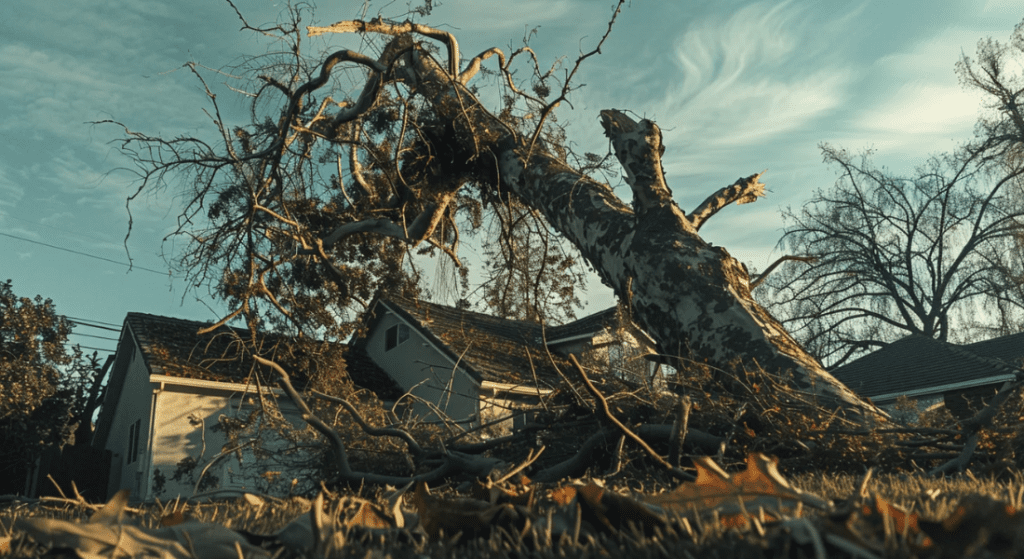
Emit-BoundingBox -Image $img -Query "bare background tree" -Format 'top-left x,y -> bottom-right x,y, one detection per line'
758,22 -> 1024,368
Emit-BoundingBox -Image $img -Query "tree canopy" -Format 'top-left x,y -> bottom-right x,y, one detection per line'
0,280 -> 80,490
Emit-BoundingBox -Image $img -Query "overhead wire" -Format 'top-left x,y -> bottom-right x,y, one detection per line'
65,316 -> 120,327
76,345 -> 117,353
0,230 -> 169,274
69,332 -> 120,342
66,319 -> 122,333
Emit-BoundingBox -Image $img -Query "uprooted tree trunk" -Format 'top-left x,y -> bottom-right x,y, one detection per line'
112,9 -> 891,488
306,21 -> 883,421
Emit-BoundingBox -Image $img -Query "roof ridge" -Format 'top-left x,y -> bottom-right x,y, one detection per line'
945,341 -> 1021,376
386,294 -> 546,328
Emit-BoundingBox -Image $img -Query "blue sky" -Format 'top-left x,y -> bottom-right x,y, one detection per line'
0,0 -> 1018,355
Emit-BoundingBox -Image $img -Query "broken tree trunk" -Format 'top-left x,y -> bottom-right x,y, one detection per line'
310,24 -> 884,420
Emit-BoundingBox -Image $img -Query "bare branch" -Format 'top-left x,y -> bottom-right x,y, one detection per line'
570,354 -> 691,480
310,390 -> 425,457
688,172 -> 768,231
749,255 -> 817,290
307,19 -> 460,77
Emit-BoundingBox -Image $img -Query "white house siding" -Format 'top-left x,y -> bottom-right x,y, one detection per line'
103,339 -> 156,501
148,385 -> 316,500
366,309 -> 481,424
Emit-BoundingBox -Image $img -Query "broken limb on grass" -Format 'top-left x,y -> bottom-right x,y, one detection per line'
530,425 -> 723,484
570,354 -> 692,480
259,355 -> 561,486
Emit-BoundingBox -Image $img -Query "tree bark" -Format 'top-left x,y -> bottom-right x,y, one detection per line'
310,27 -> 885,420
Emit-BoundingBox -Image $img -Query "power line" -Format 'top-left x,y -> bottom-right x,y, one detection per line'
66,316 -> 121,327
67,319 -> 122,333
69,332 -> 120,342
75,345 -> 117,353
0,232 -> 170,276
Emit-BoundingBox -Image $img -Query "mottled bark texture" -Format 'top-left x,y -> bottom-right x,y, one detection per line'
310,25 -> 882,419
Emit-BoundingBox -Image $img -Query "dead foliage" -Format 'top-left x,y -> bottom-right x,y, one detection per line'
8,453 -> 1024,558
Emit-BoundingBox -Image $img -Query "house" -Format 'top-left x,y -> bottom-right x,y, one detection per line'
93,298 -> 659,501
830,332 -> 1024,419
350,295 -> 663,429
92,312 -> 357,501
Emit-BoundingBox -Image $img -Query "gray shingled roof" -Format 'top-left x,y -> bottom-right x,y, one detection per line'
365,295 -> 619,386
547,308 -> 618,341
963,331 -> 1024,370
830,334 -> 1020,401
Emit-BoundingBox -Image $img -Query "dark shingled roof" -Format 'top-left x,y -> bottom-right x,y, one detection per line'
94,312 -> 401,449
830,334 -> 1019,401
123,313 -> 401,397
125,312 -> 266,384
366,295 -> 619,386
963,331 -> 1024,371
547,308 -> 618,341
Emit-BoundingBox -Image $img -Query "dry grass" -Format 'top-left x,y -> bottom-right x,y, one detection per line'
3,469 -> 1023,558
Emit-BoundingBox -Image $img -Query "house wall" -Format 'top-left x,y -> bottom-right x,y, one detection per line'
148,385 -> 315,500
366,309 -> 481,424
103,340 -> 156,500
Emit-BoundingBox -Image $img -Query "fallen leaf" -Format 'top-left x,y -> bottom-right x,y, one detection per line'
412,482 -> 529,540
348,500 -> 394,529
242,493 -> 265,507
160,511 -> 187,527
920,494 -> 1023,558
574,483 -> 667,535
645,453 -> 829,527
13,489 -> 271,559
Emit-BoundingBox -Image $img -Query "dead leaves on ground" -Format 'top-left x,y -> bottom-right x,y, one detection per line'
5,453 -> 1024,557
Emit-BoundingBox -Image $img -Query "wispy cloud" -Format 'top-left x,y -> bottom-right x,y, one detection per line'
652,2 -> 863,176
432,0 -> 582,32
840,27 -> 987,155
0,166 -> 24,218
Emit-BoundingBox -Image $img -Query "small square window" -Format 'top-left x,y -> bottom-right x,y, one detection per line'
385,324 -> 410,351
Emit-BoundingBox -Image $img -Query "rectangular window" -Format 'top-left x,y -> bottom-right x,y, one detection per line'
385,323 -> 410,351
126,419 -> 141,464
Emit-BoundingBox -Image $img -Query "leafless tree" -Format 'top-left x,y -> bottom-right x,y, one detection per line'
759,20 -> 1024,367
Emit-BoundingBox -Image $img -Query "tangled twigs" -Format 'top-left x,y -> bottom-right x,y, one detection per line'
310,390 -> 425,457
569,354 -> 691,480
927,379 -> 1022,476
255,355 -> 462,485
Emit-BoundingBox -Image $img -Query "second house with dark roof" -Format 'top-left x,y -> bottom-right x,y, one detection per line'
350,294 -> 663,429
830,331 -> 1024,420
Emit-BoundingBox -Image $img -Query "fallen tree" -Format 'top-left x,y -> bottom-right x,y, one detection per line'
107,3 -> 891,487
292,16 -> 880,418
